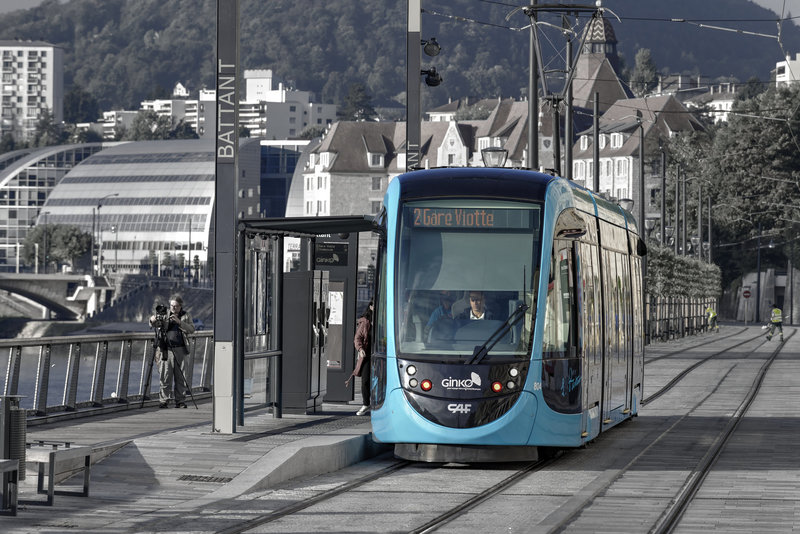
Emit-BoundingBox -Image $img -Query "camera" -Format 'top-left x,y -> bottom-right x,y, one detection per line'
153,304 -> 170,358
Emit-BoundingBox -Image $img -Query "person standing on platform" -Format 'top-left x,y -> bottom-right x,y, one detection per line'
149,294 -> 195,408
353,300 -> 373,416
766,302 -> 784,342
705,304 -> 719,332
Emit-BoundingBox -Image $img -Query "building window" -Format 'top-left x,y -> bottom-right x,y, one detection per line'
371,176 -> 381,190
371,200 -> 381,213
580,136 -> 588,151
611,133 -> 623,148
599,134 -> 607,150
290,105 -> 296,112
369,153 -> 383,167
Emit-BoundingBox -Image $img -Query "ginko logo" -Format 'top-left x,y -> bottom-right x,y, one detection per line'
441,372 -> 482,390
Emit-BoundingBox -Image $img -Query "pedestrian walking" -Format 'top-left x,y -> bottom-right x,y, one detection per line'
766,302 -> 784,342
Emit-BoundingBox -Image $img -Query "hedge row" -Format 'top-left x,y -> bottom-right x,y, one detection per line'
645,244 -> 722,299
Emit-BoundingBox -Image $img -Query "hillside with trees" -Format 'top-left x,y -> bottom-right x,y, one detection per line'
0,0 -> 797,114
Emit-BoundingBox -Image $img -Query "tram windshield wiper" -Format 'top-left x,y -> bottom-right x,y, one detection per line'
467,303 -> 529,365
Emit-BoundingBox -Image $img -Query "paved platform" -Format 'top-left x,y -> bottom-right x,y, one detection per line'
4,399 -> 381,533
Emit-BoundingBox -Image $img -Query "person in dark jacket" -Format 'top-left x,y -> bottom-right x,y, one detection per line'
457,290 -> 494,320
148,294 -> 195,408
353,300 -> 373,415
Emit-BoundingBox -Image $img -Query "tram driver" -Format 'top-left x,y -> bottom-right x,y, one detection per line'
458,290 -> 494,321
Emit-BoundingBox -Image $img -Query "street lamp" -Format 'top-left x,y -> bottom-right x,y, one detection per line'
111,224 -> 118,273
94,193 -> 119,275
42,211 -> 50,274
481,147 -> 508,168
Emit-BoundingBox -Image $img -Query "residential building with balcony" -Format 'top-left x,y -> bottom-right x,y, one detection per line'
0,40 -> 63,142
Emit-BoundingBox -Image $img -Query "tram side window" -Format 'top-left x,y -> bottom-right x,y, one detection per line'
543,241 -> 577,357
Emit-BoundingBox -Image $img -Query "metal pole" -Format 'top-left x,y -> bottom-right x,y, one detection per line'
707,197 -> 712,263
553,98 -> 561,176
407,0 -> 421,171
756,221 -> 762,321
91,207 -> 95,275
593,92 -> 599,192
43,212 -> 48,274
681,176 -> 686,256
528,1 -> 538,170
697,183 -> 702,259
564,18 -> 573,180
674,166 -> 680,255
638,117 -> 645,235
660,149 -> 666,246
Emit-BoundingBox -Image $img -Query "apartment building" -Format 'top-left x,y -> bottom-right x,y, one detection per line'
0,40 -> 63,142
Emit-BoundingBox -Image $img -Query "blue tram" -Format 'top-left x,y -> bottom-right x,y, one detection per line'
369,167 -> 645,462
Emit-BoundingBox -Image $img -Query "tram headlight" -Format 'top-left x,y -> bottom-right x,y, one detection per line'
509,368 -> 519,377
406,365 -> 417,376
409,378 -> 419,388
491,381 -> 503,393
421,379 -> 433,391
506,381 -> 516,390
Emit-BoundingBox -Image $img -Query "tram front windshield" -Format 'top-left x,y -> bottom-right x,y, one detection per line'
397,200 -> 542,358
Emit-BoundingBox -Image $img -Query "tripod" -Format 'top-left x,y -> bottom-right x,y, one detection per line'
140,325 -> 163,409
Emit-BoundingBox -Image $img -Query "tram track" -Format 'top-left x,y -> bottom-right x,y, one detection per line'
642,330 -> 766,405
546,328 -> 795,534
213,327 -> 791,534
215,457 -> 411,534
644,327 -> 748,364
649,329 -> 795,534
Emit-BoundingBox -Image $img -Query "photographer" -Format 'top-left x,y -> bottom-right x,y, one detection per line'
149,294 -> 195,408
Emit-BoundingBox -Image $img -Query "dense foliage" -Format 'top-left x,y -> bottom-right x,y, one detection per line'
0,0 -> 797,114
659,84 -> 800,291
22,224 -> 91,272
647,244 -> 721,299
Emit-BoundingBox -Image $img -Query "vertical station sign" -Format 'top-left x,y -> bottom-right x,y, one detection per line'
406,0 -> 421,171
213,0 -> 239,434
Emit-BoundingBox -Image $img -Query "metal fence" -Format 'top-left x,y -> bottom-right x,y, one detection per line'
0,331 -> 213,421
647,297 -> 715,343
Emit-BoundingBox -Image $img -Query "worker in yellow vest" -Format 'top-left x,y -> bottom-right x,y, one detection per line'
705,305 -> 719,332
766,303 -> 784,342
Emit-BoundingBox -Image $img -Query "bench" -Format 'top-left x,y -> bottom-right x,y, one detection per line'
0,459 -> 18,515
25,441 -> 91,506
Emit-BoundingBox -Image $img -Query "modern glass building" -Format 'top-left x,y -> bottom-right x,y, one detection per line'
0,143 -> 108,272
39,138 -> 262,276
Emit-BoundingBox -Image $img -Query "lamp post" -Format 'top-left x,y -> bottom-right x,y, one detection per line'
111,225 -> 118,273
95,193 -> 118,275
636,110 -> 645,236
43,211 -> 49,274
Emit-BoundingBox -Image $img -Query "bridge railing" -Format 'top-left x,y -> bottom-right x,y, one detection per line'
0,330 -> 213,422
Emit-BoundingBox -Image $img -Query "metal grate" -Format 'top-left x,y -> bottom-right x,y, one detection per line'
177,474 -> 233,483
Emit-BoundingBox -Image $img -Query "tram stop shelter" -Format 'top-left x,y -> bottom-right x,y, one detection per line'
232,215 -> 380,427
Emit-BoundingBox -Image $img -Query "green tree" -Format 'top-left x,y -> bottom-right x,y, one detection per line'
31,110 -> 68,147
338,83 -> 376,121
736,76 -> 767,101
124,110 -> 173,141
64,85 -> 100,123
0,133 -> 17,154
299,125 -> 326,139
630,48 -> 659,98
169,120 -> 199,139
22,224 -> 91,272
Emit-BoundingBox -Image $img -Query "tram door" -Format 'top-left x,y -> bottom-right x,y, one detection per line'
579,239 -> 603,437
600,227 -> 632,427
